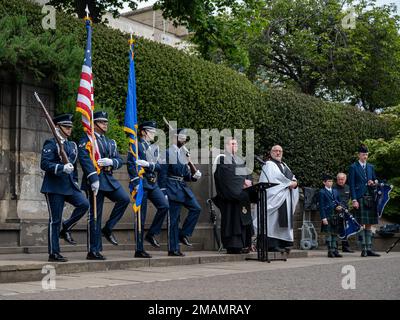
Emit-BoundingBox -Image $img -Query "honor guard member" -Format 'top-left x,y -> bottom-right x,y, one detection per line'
349,145 -> 380,257
40,114 -> 89,262
319,174 -> 343,258
78,111 -> 130,260
333,172 -> 354,253
159,128 -> 202,256
127,121 -> 169,258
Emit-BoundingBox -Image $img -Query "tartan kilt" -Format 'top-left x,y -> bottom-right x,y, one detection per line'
320,214 -> 342,235
352,196 -> 378,225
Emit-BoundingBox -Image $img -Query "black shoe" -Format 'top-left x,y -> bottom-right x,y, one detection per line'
328,251 -> 335,258
367,250 -> 380,257
168,251 -> 185,256
333,250 -> 343,258
48,253 -> 68,262
269,247 -> 285,253
361,250 -> 368,257
60,229 -> 77,246
86,252 -> 106,260
179,235 -> 192,247
342,247 -> 354,253
145,233 -> 160,248
134,251 -> 152,258
284,247 -> 292,254
102,228 -> 118,246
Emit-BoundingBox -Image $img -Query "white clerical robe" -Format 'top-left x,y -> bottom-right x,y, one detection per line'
257,160 -> 299,242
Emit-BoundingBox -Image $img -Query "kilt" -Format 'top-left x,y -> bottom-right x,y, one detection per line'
321,212 -> 343,235
353,195 -> 378,225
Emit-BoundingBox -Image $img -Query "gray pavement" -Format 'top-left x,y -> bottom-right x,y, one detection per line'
0,251 -> 399,300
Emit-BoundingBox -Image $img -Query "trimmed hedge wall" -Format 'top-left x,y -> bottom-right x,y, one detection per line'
0,0 -> 393,186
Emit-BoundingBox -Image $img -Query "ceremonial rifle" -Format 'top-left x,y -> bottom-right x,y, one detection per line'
34,92 -> 69,164
207,198 -> 223,252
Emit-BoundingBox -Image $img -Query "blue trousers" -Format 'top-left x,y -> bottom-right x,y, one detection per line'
135,186 -> 169,252
87,187 -> 130,253
44,191 -> 89,255
168,196 -> 201,252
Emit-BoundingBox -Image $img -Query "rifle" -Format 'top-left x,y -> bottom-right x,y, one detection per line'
207,198 -> 223,252
162,117 -> 198,175
34,92 -> 69,164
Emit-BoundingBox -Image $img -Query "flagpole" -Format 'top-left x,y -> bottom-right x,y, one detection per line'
130,33 -> 141,237
85,5 -> 97,224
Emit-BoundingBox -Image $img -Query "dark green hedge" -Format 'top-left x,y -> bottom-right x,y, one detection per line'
0,0 -> 393,186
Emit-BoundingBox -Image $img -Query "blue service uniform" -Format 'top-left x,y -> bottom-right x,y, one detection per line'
158,145 -> 201,252
78,133 -> 130,253
127,138 -> 169,252
40,138 -> 89,255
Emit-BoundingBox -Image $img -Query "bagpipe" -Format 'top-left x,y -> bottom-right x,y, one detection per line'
333,201 -> 362,240
373,180 -> 393,218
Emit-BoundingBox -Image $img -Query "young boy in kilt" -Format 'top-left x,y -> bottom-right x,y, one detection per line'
319,174 -> 343,258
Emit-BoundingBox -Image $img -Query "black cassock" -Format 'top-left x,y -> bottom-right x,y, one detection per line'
213,155 -> 253,253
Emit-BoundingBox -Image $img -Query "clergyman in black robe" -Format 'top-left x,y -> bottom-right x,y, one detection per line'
212,139 -> 253,254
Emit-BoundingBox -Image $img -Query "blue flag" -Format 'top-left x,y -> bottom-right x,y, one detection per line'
124,39 -> 144,213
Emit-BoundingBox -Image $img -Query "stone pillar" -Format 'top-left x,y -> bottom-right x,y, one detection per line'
0,72 -> 55,246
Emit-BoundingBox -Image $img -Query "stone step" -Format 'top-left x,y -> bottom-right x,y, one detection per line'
0,250 -> 308,284
0,242 -> 204,255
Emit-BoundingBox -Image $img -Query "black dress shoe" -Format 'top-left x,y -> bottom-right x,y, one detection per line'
102,228 -> 118,246
179,235 -> 192,247
269,247 -> 285,253
361,250 -> 368,257
134,251 -> 152,258
60,229 -> 77,246
342,247 -> 354,253
333,250 -> 343,258
48,253 -> 68,262
328,251 -> 335,258
367,250 -> 380,257
86,252 -> 106,260
145,233 -> 160,248
168,251 -> 185,256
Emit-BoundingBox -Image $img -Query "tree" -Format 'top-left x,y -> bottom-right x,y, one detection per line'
158,0 -> 400,111
365,105 -> 400,217
48,0 -> 139,23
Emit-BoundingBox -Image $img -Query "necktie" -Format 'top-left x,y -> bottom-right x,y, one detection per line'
362,164 -> 367,179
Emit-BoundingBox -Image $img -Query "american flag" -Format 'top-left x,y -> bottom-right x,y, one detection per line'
76,18 -> 100,166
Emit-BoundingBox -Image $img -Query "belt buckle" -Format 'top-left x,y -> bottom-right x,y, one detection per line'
149,177 -> 157,183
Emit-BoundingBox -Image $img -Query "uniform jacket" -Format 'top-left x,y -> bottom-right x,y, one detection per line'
319,188 -> 341,220
40,138 -> 80,195
158,144 -> 197,203
348,162 -> 376,201
78,133 -> 123,192
127,138 -> 161,190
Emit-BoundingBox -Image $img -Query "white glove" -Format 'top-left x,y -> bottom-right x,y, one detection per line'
91,181 -> 100,196
63,163 -> 74,174
193,170 -> 202,180
136,159 -> 150,167
97,158 -> 113,167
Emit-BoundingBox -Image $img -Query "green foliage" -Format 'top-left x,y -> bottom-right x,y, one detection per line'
365,105 -> 400,216
0,0 -> 393,188
48,0 -> 139,23
160,0 -> 400,111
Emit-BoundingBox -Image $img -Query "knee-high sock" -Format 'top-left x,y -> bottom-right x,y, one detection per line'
365,229 -> 373,250
360,229 -> 367,250
326,235 -> 334,251
331,235 -> 337,249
